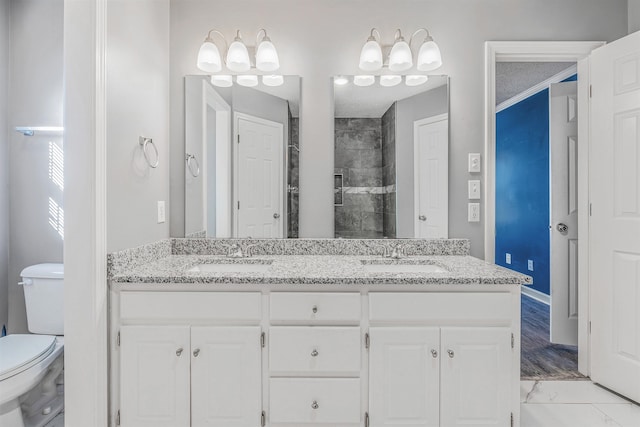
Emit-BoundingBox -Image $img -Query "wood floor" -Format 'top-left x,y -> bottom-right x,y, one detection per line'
521,294 -> 586,380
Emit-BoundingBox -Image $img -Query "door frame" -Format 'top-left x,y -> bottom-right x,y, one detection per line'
413,113 -> 449,238
233,112 -> 285,238
484,41 -> 604,375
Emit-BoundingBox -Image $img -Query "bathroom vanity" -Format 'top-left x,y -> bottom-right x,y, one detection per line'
107,239 -> 531,427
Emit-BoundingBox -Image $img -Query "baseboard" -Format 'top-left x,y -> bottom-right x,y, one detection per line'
522,286 -> 550,305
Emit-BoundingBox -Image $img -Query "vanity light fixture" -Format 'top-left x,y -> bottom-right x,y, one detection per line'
236,75 -> 259,87
262,75 -> 284,87
211,75 -> 233,88
334,76 -> 349,86
405,74 -> 429,86
353,75 -> 375,87
196,28 -> 281,73
380,75 -> 402,87
358,27 -> 442,72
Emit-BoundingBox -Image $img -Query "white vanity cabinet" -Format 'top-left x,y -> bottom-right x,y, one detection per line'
115,292 -> 263,427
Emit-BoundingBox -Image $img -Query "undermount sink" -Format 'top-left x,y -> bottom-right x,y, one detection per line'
360,260 -> 448,274
188,261 -> 273,273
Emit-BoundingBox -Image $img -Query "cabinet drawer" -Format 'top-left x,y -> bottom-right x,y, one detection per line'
369,292 -> 512,324
270,327 -> 361,376
120,292 -> 262,323
270,378 -> 360,425
270,293 -> 360,324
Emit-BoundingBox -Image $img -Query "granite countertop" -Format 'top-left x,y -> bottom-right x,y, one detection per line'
110,254 -> 533,285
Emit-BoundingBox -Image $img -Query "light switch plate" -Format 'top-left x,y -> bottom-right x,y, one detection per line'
157,201 -> 166,223
468,203 -> 480,222
506,253 -> 511,264
528,260 -> 534,271
468,180 -> 481,199
468,153 -> 481,173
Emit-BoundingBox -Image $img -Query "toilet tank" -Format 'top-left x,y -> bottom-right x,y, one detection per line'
20,263 -> 64,335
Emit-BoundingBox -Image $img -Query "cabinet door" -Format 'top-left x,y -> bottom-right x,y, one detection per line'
369,327 -> 440,427
191,326 -> 262,427
440,327 -> 511,427
120,325 -> 190,427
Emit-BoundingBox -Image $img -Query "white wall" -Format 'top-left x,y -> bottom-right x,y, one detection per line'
630,0 -> 640,33
8,0 -> 64,334
169,0 -> 627,257
107,0 -> 170,252
0,0 -> 9,333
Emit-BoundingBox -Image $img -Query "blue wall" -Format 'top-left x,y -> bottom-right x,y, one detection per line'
495,89 -> 550,295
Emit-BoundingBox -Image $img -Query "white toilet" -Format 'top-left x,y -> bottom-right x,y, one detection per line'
0,263 -> 64,427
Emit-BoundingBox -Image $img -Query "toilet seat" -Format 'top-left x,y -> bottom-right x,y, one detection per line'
0,335 -> 57,381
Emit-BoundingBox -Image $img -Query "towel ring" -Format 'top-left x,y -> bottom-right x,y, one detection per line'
186,153 -> 200,177
139,136 -> 159,168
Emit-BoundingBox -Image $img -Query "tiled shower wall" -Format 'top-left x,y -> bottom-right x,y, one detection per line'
288,113 -> 299,238
381,104 -> 396,238
334,118 -> 384,238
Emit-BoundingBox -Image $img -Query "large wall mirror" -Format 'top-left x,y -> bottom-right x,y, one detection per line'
184,75 -> 300,238
333,75 -> 449,239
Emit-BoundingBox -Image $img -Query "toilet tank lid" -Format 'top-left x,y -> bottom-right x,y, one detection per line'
20,263 -> 64,279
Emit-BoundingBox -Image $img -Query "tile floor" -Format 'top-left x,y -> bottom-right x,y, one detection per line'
44,381 -> 639,427
521,380 -> 640,426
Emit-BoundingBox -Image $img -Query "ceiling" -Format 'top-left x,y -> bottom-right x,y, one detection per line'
496,62 -> 575,105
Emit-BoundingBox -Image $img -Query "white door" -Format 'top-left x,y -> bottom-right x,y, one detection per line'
369,327 -> 440,427
236,115 -> 283,238
440,327 -> 511,427
549,81 -> 579,346
120,326 -> 190,427
414,115 -> 449,238
590,31 -> 640,403
191,327 -> 262,427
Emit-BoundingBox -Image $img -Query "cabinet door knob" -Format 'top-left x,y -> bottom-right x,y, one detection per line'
193,348 -> 200,357
419,215 -> 427,221
311,349 -> 319,357
312,305 -> 318,314
176,348 -> 183,357
431,349 -> 438,358
447,349 -> 454,358
311,401 -> 319,410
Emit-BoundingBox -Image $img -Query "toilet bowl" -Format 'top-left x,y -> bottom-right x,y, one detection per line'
0,263 -> 64,427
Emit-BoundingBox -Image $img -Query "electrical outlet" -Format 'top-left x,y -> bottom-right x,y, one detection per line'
528,260 -> 534,271
468,180 -> 481,199
468,153 -> 481,173
157,201 -> 166,223
468,203 -> 480,222
506,253 -> 511,264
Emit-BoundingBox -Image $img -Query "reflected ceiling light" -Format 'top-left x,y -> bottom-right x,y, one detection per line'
334,76 -> 349,86
380,75 -> 402,87
388,30 -> 413,71
354,75 -> 375,87
255,29 -> 280,72
211,75 -> 233,87
405,75 -> 429,86
197,30 -> 226,72
359,29 -> 383,71
262,75 -> 284,87
226,30 -> 251,72
236,75 -> 258,87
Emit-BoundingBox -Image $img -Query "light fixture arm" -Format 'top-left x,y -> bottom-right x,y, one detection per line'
409,28 -> 433,47
203,29 -> 229,55
256,28 -> 270,44
367,28 -> 381,42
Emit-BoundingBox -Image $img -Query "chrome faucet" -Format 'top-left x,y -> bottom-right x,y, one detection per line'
223,241 -> 259,258
374,243 -> 392,258
390,244 -> 406,260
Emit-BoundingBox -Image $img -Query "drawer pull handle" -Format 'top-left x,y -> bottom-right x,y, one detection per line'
311,349 -> 319,357
431,349 -> 438,358
311,401 -> 319,410
447,349 -> 454,358
176,348 -> 183,357
193,348 -> 200,357
312,305 -> 318,314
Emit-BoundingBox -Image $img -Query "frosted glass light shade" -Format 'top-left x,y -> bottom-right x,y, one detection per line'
359,39 -> 383,71
226,39 -> 251,72
211,75 -> 233,87
388,40 -> 413,71
262,75 -> 284,87
380,75 -> 402,87
237,75 -> 258,87
197,41 -> 222,73
405,75 -> 429,86
334,76 -> 349,86
417,39 -> 442,71
354,75 -> 375,87
256,39 -> 280,71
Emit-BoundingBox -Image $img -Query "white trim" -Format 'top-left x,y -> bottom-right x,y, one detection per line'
496,64 -> 578,113
233,112 -> 286,238
522,287 -> 551,306
485,40 -> 604,382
